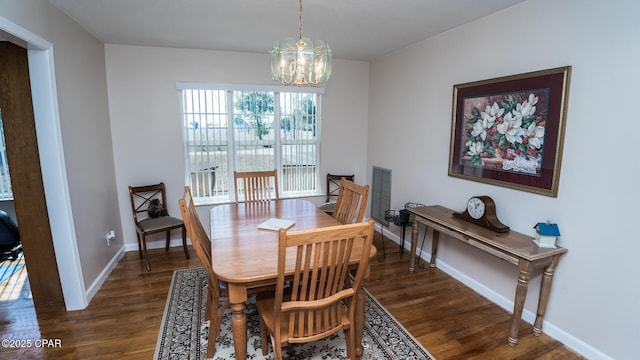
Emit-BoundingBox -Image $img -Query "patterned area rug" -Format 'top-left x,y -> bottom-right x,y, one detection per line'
155,268 -> 435,360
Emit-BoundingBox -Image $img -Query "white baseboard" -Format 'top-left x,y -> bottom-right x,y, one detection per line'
85,246 -> 125,304
123,238 -> 192,253
375,222 -> 612,360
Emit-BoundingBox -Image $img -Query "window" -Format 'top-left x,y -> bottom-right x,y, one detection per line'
179,83 -> 322,203
0,110 -> 13,200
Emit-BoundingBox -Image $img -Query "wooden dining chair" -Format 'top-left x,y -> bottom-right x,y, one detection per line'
332,178 -> 369,225
318,173 -> 354,215
179,186 -> 275,357
128,182 -> 189,271
178,186 -> 227,357
233,169 -> 279,203
256,219 -> 376,360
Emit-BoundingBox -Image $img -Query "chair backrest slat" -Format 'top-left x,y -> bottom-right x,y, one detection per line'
274,219 -> 375,343
332,178 -> 369,225
234,169 -> 279,203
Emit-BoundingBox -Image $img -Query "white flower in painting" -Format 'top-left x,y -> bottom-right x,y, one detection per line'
472,102 -> 504,141
481,102 -> 504,126
471,121 -> 488,141
513,94 -> 538,120
497,112 -> 524,144
466,141 -> 484,156
526,122 -> 545,149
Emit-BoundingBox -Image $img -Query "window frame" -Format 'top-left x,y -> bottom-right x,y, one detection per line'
178,82 -> 324,204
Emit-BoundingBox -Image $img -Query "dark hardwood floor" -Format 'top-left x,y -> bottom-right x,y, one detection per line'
366,234 -> 584,360
0,234 -> 584,359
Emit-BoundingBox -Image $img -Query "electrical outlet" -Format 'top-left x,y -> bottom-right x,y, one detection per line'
106,230 -> 116,246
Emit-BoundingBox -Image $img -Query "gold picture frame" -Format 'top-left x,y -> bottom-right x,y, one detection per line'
448,66 -> 571,197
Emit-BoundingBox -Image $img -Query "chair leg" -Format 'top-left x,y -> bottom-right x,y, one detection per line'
165,230 -> 170,251
136,233 -> 143,259
204,298 -> 229,357
181,225 -> 190,259
399,225 -> 406,258
204,287 -> 212,321
141,234 -> 151,272
344,327 -> 355,360
259,316 -> 269,356
273,336 -> 282,360
214,300 -> 230,340
377,226 -> 387,262
204,294 -> 223,358
206,318 -> 216,358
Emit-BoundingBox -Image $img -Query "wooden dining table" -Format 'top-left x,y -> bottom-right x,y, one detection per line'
209,199 -> 377,360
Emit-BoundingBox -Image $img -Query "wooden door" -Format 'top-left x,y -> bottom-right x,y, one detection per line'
0,42 -> 64,306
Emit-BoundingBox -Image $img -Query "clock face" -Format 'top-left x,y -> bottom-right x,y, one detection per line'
467,197 -> 485,220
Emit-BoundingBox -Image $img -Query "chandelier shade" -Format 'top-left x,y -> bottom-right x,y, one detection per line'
269,0 -> 332,86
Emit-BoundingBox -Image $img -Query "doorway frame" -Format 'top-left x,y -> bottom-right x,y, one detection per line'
0,16 -> 86,310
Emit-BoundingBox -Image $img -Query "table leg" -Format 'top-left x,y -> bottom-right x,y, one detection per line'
228,287 -> 248,360
509,259 -> 533,346
429,230 -> 439,269
409,221 -> 418,272
533,255 -> 560,336
230,302 -> 247,360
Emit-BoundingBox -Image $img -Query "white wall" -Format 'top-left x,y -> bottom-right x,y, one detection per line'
368,0 -> 639,359
0,0 -> 123,306
104,45 -> 370,249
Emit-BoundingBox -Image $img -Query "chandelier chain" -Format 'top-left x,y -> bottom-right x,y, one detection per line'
298,0 -> 303,40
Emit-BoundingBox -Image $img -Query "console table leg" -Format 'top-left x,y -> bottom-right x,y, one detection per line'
533,255 -> 560,336
409,221 -> 418,273
509,259 -> 533,346
429,230 -> 439,269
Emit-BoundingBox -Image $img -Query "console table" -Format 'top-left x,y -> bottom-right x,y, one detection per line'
406,205 -> 567,346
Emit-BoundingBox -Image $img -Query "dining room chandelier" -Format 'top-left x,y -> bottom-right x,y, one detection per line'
269,0 -> 332,86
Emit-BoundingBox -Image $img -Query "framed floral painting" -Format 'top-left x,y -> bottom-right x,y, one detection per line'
448,66 -> 571,197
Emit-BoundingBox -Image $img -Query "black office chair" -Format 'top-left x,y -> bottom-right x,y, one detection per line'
0,210 -> 22,262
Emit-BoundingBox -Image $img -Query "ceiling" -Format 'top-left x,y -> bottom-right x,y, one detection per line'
48,0 -> 527,61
